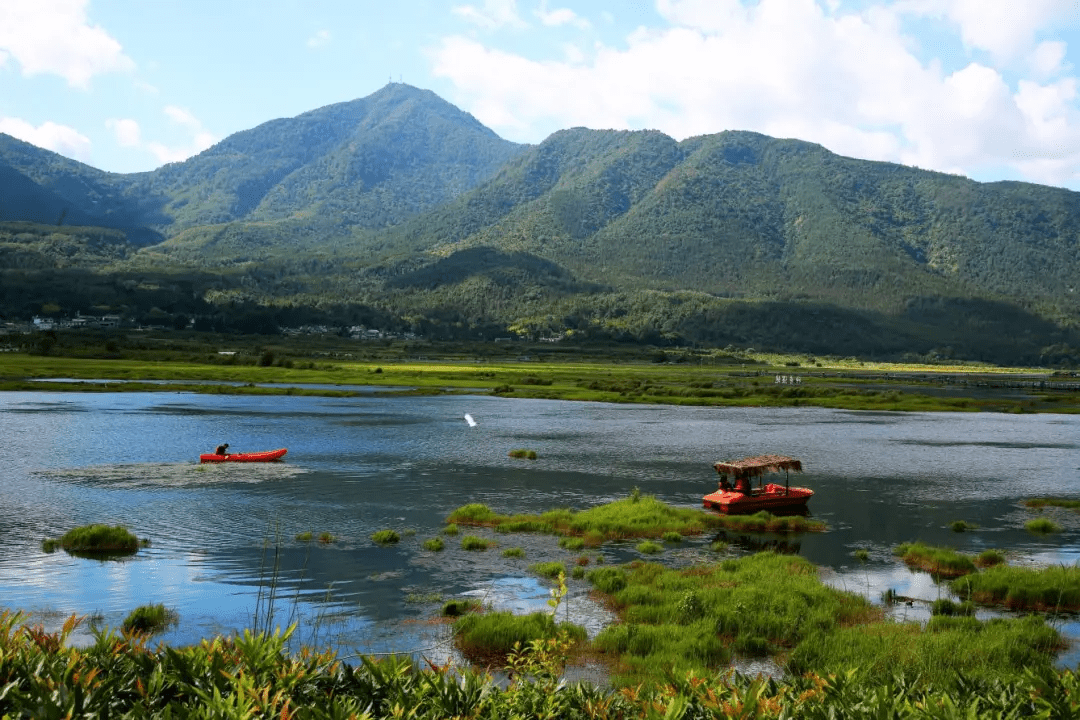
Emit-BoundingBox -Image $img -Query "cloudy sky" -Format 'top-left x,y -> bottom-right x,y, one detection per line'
2,0 -> 1079,189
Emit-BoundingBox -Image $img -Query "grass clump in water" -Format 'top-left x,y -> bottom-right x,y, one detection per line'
461,535 -> 494,551
892,542 -> 976,577
589,553 -> 879,687
975,549 -> 1006,568
1025,497 -> 1080,511
55,524 -> 141,556
1025,517 -> 1061,534
949,520 -> 977,532
636,540 -> 663,554
453,611 -> 586,667
318,532 -> 336,545
853,548 -> 870,562
530,561 -> 566,579
295,531 -> 313,542
442,523 -> 459,535
122,603 -> 178,635
371,529 -> 400,545
502,547 -> 525,558
422,537 -> 444,552
951,564 -> 1080,611
662,531 -> 682,543
559,537 -> 585,551
717,511 -> 826,534
441,599 -> 484,617
508,449 -> 538,460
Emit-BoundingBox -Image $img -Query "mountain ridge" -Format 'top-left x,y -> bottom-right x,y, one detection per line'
1,84 -> 1079,364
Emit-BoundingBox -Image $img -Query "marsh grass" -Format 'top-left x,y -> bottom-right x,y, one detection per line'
976,549 -> 1006,567
893,542 -> 976,577
853,548 -> 870,562
422,537 -> 445,551
951,564 -> 1080,611
949,520 -> 977,532
55,524 -> 140,556
317,532 -> 336,544
447,495 -> 722,545
1025,517 -> 1062,534
461,535 -> 495,551
371,529 -> 400,544
785,615 -> 1061,686
558,537 -> 585,551
502,547 -> 525,558
530,561 -> 566,579
662,531 -> 683,543
453,611 -> 587,667
295,531 -> 313,542
442,523 -> 460,535
1025,497 -> 1080,511
636,540 -> 663,554
589,553 -> 880,688
508,449 -> 538,460
441,599 -> 485,617
121,603 -> 178,634
716,511 -> 827,534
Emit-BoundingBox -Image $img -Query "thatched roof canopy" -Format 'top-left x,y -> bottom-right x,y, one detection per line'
713,455 -> 803,479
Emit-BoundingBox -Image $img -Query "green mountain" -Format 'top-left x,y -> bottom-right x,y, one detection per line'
2,84 -> 1079,365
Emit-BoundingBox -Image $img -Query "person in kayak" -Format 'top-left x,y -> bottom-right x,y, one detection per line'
214,443 -> 230,456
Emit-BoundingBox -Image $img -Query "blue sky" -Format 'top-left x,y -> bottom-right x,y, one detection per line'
2,0 -> 1080,189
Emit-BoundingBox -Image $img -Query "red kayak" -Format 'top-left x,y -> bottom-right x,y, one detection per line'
199,448 -> 288,463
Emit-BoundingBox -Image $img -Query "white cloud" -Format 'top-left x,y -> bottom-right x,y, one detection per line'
0,117 -> 92,161
452,0 -> 525,29
535,2 -> 590,29
0,0 -> 133,88
432,0 -> 1080,188
106,118 -> 141,147
307,29 -> 331,49
164,105 -> 201,129
146,106 -> 216,165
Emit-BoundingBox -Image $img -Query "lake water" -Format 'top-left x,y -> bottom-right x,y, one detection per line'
2,390 -> 1079,667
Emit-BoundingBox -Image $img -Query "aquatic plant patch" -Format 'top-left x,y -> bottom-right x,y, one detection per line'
121,603 -> 178,634
453,611 -> 586,667
56,524 -> 141,554
951,564 -> 1080,611
588,552 -> 880,687
892,541 -> 976,577
1025,497 -> 1080,511
1025,517 -> 1062,534
715,511 -> 826,534
371,529 -> 400,544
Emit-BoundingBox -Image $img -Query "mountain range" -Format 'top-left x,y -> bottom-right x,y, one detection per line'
2,83 -> 1079,366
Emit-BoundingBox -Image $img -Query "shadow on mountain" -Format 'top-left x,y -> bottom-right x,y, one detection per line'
385,246 -> 604,293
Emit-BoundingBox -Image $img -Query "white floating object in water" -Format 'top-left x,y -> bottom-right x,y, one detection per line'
464,413 -> 477,427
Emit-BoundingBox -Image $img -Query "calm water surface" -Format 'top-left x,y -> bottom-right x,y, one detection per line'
1,390 -> 1079,666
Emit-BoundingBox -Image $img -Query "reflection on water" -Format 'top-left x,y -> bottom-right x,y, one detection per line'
1,390 -> 1079,668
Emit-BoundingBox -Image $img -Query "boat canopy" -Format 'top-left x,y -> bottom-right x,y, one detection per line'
713,455 -> 802,479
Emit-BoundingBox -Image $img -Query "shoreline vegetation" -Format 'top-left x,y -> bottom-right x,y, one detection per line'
0,341 -> 1077,413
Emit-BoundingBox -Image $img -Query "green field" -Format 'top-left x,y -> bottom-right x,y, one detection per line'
1,337 -> 1076,413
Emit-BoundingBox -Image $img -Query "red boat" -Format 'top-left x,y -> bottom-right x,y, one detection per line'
199,448 -> 288,463
702,455 -> 812,514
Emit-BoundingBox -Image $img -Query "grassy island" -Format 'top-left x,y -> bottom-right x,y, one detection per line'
44,524 -> 142,556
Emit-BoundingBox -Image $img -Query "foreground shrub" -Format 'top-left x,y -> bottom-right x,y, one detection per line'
0,610 -> 1076,717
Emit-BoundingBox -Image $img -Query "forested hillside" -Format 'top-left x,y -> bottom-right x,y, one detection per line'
1,84 -> 1078,366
